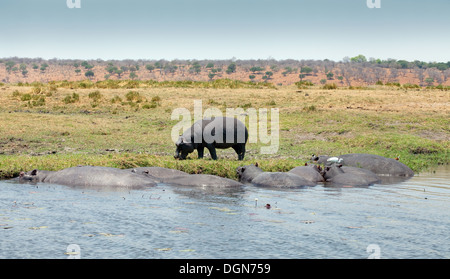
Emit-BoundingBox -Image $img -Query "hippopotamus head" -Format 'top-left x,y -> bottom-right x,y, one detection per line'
18,169 -> 52,183
236,163 -> 264,183
174,136 -> 194,160
322,164 -> 344,180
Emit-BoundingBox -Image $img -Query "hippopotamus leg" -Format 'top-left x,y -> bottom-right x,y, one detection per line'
232,145 -> 246,161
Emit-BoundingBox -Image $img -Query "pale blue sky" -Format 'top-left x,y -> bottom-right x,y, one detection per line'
1,0 -> 449,61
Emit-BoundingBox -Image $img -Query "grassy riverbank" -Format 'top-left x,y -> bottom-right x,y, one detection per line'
0,81 -> 448,179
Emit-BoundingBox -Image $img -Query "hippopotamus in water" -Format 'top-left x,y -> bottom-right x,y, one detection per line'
128,166 -> 242,189
19,166 -> 158,189
312,153 -> 414,177
338,153 -> 414,177
129,167 -> 189,182
288,164 -> 325,183
236,163 -> 264,183
174,116 -> 248,160
322,164 -> 378,186
236,164 -> 316,188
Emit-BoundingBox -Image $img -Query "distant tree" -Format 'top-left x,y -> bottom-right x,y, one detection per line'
32,64 -> 39,70
208,73 -> 216,80
397,60 -> 410,69
85,70 -> 95,79
350,54 -> 367,63
425,77 -> 434,86
300,66 -> 313,75
189,62 -> 201,75
326,72 -> 334,80
226,62 -> 236,74
106,65 -> 118,74
250,66 -> 264,73
129,72 -> 138,80
426,68 -> 443,84
145,64 -> 155,72
164,64 -> 178,75
115,69 -> 124,78
75,69 -> 81,75
299,74 -> 306,81
21,70 -> 28,77
320,79 -> 327,85
249,75 -> 256,81
5,61 -> 16,73
39,63 -> 49,73
206,63 -> 214,69
337,76 -> 344,85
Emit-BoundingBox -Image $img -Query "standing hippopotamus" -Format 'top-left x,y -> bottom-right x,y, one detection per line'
19,166 -> 158,189
237,164 -> 316,188
174,116 -> 248,160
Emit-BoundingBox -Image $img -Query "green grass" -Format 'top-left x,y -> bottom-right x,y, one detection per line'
0,83 -> 448,179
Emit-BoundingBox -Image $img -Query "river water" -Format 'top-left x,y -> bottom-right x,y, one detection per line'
0,166 -> 449,259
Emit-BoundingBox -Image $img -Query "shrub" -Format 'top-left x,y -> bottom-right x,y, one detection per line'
323,83 -> 337,90
111,95 -> 122,104
302,105 -> 317,112
88,90 -> 102,102
21,94 -> 32,101
151,95 -> 161,103
12,90 -> 21,97
125,91 -> 143,102
402,83 -> 420,89
63,93 -> 80,104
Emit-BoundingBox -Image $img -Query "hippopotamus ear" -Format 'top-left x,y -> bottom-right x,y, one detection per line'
255,162 -> 259,167
31,169 -> 38,176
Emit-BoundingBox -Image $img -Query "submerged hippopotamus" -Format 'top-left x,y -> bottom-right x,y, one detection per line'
174,116 -> 248,160
312,153 -> 414,177
129,166 -> 242,189
237,163 -> 316,188
129,167 -> 189,182
19,166 -> 158,189
322,164 -> 379,186
288,164 -> 325,183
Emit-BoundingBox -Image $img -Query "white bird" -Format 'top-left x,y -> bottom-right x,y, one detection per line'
327,157 -> 343,164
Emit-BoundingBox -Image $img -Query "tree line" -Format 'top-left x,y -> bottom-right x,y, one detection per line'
1,55 -> 449,86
